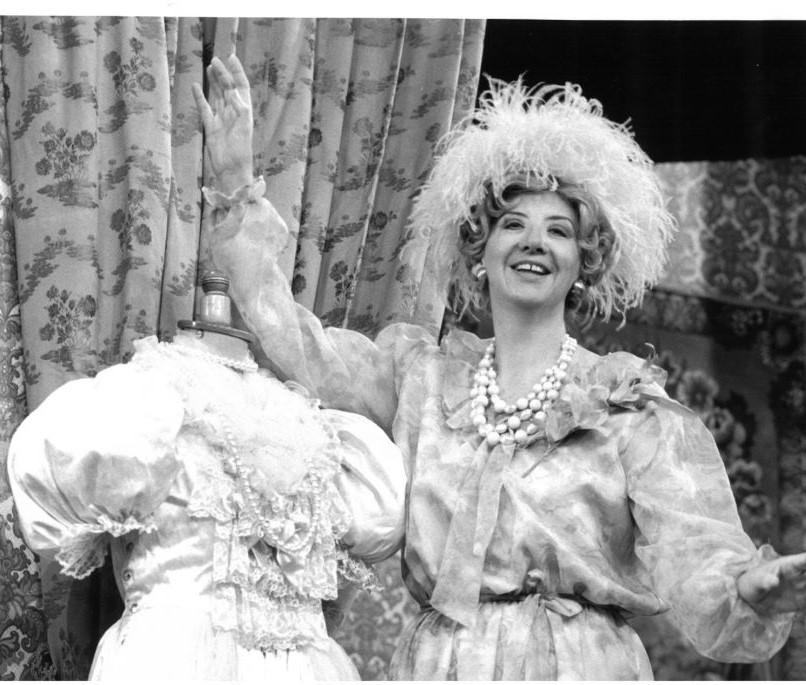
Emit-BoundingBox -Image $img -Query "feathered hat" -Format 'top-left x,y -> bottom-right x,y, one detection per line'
411,78 -> 676,322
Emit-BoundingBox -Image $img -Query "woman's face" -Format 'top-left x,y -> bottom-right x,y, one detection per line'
482,191 -> 581,315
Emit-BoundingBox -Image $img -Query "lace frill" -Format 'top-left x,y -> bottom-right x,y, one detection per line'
56,514 -> 158,580
130,337 -> 374,650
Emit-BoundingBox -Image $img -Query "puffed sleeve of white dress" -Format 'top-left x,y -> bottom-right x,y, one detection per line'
7,362 -> 184,579
325,409 -> 406,564
621,401 -> 794,662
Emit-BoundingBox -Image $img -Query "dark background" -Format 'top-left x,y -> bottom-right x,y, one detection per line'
480,20 -> 806,163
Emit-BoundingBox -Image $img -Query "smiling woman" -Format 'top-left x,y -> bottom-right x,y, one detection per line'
457,177 -> 616,327
198,56 -> 806,680
481,192 -> 580,321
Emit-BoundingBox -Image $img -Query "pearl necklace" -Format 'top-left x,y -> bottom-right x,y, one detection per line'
219,416 -> 322,553
470,334 -> 577,447
167,340 -> 322,550
173,342 -> 259,373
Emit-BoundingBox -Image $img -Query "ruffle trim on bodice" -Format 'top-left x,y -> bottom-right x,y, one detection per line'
128,337 -> 376,650
543,349 -> 680,444
57,513 -> 158,580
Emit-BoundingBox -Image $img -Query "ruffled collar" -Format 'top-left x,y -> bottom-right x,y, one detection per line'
440,328 -> 670,445
545,348 -> 669,443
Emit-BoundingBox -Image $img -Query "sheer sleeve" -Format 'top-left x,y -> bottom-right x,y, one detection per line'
325,409 -> 406,564
7,363 -> 184,579
209,196 -> 435,433
621,402 -> 793,662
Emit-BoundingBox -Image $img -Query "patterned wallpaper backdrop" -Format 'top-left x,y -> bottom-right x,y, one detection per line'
0,15 -> 485,679
1,15 -> 805,682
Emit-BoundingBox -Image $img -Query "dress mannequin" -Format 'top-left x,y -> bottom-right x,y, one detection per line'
8,272 -> 406,680
174,270 -> 258,368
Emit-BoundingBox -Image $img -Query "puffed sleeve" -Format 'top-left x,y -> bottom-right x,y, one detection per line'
325,409 -> 406,564
622,402 -> 794,662
8,363 -> 184,579
209,194 -> 435,433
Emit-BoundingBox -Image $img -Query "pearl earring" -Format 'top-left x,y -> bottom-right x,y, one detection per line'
472,263 -> 487,281
571,279 -> 585,297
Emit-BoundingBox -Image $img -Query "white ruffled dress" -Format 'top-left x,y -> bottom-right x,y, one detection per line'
8,336 -> 406,680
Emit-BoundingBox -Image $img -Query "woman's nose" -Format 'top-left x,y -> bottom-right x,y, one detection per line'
519,224 -> 545,251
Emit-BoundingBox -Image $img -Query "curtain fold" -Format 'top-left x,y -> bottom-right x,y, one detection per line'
6,16 -> 203,410
345,20 -> 485,334
202,18 -> 486,338
0,39 -> 45,668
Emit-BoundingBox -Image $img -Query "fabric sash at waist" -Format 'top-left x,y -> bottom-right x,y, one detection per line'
411,593 -> 618,679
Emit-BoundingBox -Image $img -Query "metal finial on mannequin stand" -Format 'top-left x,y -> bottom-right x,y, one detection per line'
177,271 -> 256,345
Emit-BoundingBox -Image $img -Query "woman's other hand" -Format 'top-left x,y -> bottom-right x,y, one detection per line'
192,54 -> 254,193
737,551 -> 806,614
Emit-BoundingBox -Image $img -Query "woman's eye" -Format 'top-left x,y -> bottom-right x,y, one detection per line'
550,224 -> 572,237
502,220 -> 523,230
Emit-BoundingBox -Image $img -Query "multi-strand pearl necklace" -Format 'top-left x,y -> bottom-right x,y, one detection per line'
219,416 -> 323,553
174,342 -> 323,551
470,334 -> 578,447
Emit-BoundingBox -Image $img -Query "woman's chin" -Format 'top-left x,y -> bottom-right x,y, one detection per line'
492,293 -> 568,318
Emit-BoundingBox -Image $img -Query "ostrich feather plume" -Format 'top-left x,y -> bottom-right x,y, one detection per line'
412,78 -> 677,321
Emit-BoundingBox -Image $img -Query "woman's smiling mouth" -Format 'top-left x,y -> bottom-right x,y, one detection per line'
511,261 -> 551,275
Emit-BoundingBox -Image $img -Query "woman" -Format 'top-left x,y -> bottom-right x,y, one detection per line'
194,54 -> 806,680
8,275 -> 406,680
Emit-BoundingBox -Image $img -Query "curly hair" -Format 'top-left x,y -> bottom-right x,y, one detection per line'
452,176 -> 616,324
413,80 -> 675,325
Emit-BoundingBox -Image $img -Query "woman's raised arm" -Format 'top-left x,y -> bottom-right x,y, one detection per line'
193,55 -> 435,432
192,54 -> 254,195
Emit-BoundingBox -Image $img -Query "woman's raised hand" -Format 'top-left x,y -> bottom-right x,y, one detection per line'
192,54 -> 254,194
737,551 -> 806,614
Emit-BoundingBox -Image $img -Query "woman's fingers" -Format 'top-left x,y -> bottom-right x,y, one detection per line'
780,552 -> 806,579
209,56 -> 235,90
191,83 -> 213,128
227,52 -> 251,91
193,83 -> 247,130
228,89 -> 250,115
199,55 -> 251,119
206,65 -> 224,110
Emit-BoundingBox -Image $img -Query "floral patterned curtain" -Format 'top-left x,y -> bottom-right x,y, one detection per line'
0,15 -> 485,679
203,18 -> 484,338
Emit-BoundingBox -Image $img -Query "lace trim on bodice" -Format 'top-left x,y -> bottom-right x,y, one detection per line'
129,337 -> 376,650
